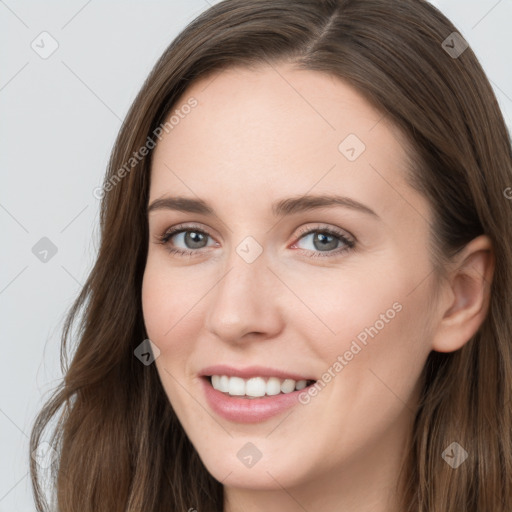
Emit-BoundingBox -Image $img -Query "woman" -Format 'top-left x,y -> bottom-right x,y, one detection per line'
30,0 -> 512,510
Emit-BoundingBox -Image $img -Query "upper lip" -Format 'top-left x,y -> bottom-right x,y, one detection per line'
199,364 -> 316,382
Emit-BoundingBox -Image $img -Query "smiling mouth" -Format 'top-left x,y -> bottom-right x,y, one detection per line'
204,375 -> 317,399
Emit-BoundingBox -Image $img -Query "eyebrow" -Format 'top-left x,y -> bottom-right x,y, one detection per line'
147,194 -> 379,219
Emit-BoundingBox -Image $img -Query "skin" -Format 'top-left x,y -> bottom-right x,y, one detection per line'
141,63 -> 494,512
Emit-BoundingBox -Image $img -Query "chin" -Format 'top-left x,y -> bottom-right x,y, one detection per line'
194,442 -> 309,490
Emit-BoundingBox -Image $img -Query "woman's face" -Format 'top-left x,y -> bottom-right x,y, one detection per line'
142,63 -> 440,496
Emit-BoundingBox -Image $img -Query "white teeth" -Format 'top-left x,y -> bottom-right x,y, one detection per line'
218,375 -> 230,392
246,377 -> 266,397
229,376 -> 246,396
209,375 -> 313,397
266,377 -> 282,396
280,379 -> 296,394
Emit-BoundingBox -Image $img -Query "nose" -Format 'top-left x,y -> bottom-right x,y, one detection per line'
204,246 -> 284,344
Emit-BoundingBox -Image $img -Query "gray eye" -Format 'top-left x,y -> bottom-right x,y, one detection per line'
297,231 -> 343,252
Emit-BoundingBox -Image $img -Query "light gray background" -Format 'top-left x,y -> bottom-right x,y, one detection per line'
1,1 -> 511,510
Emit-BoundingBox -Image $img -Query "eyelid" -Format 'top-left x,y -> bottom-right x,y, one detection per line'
156,223 -> 215,242
156,222 -> 354,241
293,223 -> 355,244
154,221 -> 356,257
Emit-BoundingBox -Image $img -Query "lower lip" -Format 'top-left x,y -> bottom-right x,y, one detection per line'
200,377 -> 313,424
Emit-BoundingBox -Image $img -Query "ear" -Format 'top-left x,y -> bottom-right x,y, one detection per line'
431,234 -> 495,353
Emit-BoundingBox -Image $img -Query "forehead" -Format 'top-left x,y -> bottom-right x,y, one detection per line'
149,63 -> 429,225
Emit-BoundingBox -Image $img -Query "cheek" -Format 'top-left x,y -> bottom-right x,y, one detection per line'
141,266 -> 167,342
285,265 -> 402,350
290,261 -> 431,383
141,260 -> 191,358
141,262 -> 197,411
288,267 -> 431,456
141,255 -> 217,368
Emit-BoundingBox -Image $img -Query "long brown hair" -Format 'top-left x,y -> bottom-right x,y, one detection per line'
30,0 -> 512,510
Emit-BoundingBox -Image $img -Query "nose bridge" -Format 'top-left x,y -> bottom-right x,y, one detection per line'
204,234 -> 282,341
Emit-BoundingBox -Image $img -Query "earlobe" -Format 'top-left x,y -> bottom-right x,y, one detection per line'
431,235 -> 495,353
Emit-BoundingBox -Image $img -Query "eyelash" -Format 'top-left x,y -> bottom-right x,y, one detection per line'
154,223 -> 356,259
